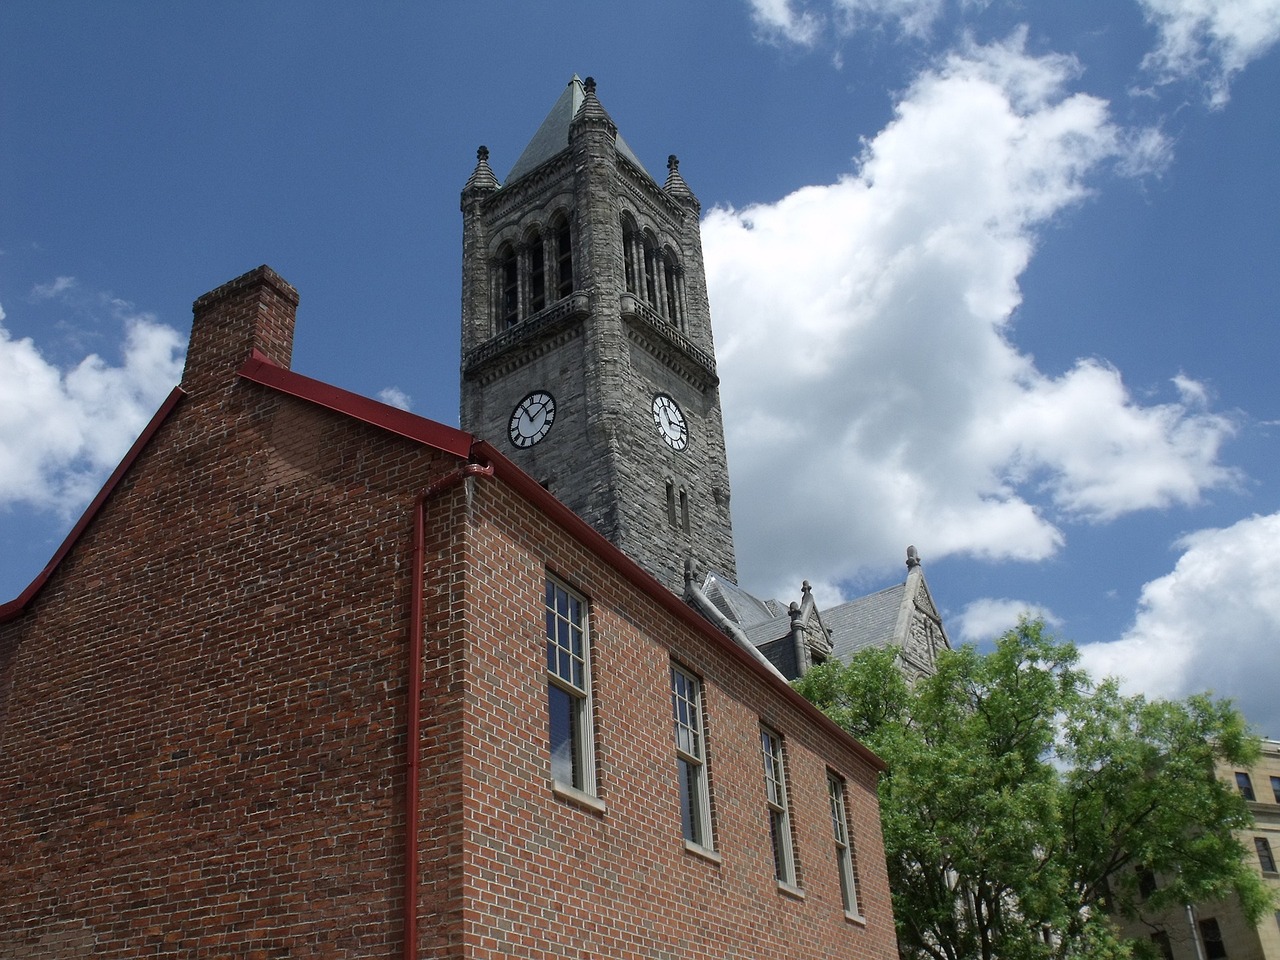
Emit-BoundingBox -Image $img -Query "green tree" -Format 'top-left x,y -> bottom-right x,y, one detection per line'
795,620 -> 1270,960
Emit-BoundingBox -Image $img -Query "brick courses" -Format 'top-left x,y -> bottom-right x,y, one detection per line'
0,266 -> 898,958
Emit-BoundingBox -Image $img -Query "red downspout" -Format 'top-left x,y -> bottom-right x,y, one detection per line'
404,460 -> 493,960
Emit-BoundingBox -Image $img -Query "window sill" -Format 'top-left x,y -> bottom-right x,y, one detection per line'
776,880 -> 806,900
683,840 -> 722,864
845,911 -> 868,926
552,780 -> 606,815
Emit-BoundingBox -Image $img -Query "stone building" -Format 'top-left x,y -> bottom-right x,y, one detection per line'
691,546 -> 951,683
1113,739 -> 1280,960
0,77 -> 902,959
460,76 -> 735,598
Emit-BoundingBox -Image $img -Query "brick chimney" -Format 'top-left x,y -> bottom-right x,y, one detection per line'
182,265 -> 298,394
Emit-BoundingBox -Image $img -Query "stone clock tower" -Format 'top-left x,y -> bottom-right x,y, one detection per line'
459,76 -> 737,593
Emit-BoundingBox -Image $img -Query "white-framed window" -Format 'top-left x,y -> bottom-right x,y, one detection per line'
671,664 -> 713,850
761,726 -> 797,886
546,576 -> 595,795
828,772 -> 861,917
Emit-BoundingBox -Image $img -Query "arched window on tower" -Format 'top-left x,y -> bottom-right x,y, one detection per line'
642,232 -> 659,309
553,213 -> 573,298
497,243 -> 519,330
621,215 -> 638,295
527,227 -> 546,314
663,248 -> 682,326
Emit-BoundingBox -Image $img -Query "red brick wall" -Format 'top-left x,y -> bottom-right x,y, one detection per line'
447,476 -> 898,959
0,268 -> 896,958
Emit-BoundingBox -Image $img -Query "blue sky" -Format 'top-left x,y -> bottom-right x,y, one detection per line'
3,1 -> 1278,734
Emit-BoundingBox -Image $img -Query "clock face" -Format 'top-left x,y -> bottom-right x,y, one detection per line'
509,391 -> 556,448
651,394 -> 688,451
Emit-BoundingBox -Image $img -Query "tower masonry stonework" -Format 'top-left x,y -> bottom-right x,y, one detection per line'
460,76 -> 736,594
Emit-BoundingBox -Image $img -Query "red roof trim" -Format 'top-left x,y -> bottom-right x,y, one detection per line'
1,387 -> 187,624
472,439 -> 887,772
237,351 -> 473,460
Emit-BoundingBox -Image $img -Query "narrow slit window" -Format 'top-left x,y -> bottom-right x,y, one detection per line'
555,216 -> 573,298
828,773 -> 860,916
528,229 -> 546,314
663,251 -> 680,324
761,727 -> 796,886
546,577 -> 594,795
498,244 -> 519,328
643,236 -> 658,308
622,217 -> 637,294
671,665 -> 713,849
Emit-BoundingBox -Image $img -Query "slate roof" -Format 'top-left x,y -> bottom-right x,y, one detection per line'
706,574 -> 917,668
822,584 -> 909,662
505,76 -> 652,185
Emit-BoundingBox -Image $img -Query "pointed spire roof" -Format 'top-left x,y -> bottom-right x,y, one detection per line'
504,75 -> 652,185
663,154 -> 699,209
462,145 -> 500,195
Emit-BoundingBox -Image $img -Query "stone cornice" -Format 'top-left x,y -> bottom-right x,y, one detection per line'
462,294 -> 589,385
622,293 -> 718,392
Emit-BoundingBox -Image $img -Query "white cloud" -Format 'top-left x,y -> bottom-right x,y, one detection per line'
31,276 -> 78,300
831,0 -> 945,38
0,298 -> 184,515
1137,0 -> 1280,106
1078,512 -> 1280,737
955,597 -> 1063,644
748,0 -> 948,42
703,32 -> 1229,600
378,386 -> 412,411
748,0 -> 824,46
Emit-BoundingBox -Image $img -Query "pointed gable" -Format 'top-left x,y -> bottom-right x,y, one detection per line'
504,75 -> 652,185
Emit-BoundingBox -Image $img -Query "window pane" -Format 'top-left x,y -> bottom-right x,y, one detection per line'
1257,837 -> 1277,873
1199,918 -> 1226,960
769,810 -> 788,882
1271,775 -> 1280,803
548,684 -> 578,787
678,757 -> 701,844
1236,771 -> 1256,801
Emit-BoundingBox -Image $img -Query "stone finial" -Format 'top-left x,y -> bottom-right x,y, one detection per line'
906,545 -> 921,569
663,153 -> 698,208
462,144 -> 500,196
801,580 -> 812,597
789,601 -> 802,619
570,75 -> 616,138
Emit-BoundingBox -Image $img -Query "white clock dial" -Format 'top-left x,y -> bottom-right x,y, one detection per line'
509,391 -> 556,448
651,394 -> 688,451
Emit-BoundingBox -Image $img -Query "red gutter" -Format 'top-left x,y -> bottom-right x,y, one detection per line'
404,460 -> 494,960
238,350 -> 471,459
0,387 -> 186,624
470,439 -> 887,773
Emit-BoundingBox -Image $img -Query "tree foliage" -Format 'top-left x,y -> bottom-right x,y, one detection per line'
795,620 -> 1269,960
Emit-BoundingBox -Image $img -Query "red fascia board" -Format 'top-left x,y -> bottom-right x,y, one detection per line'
471,438 -> 886,772
1,387 -> 187,624
238,351 -> 473,460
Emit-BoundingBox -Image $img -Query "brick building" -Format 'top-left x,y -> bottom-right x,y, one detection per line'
0,274 -> 899,956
